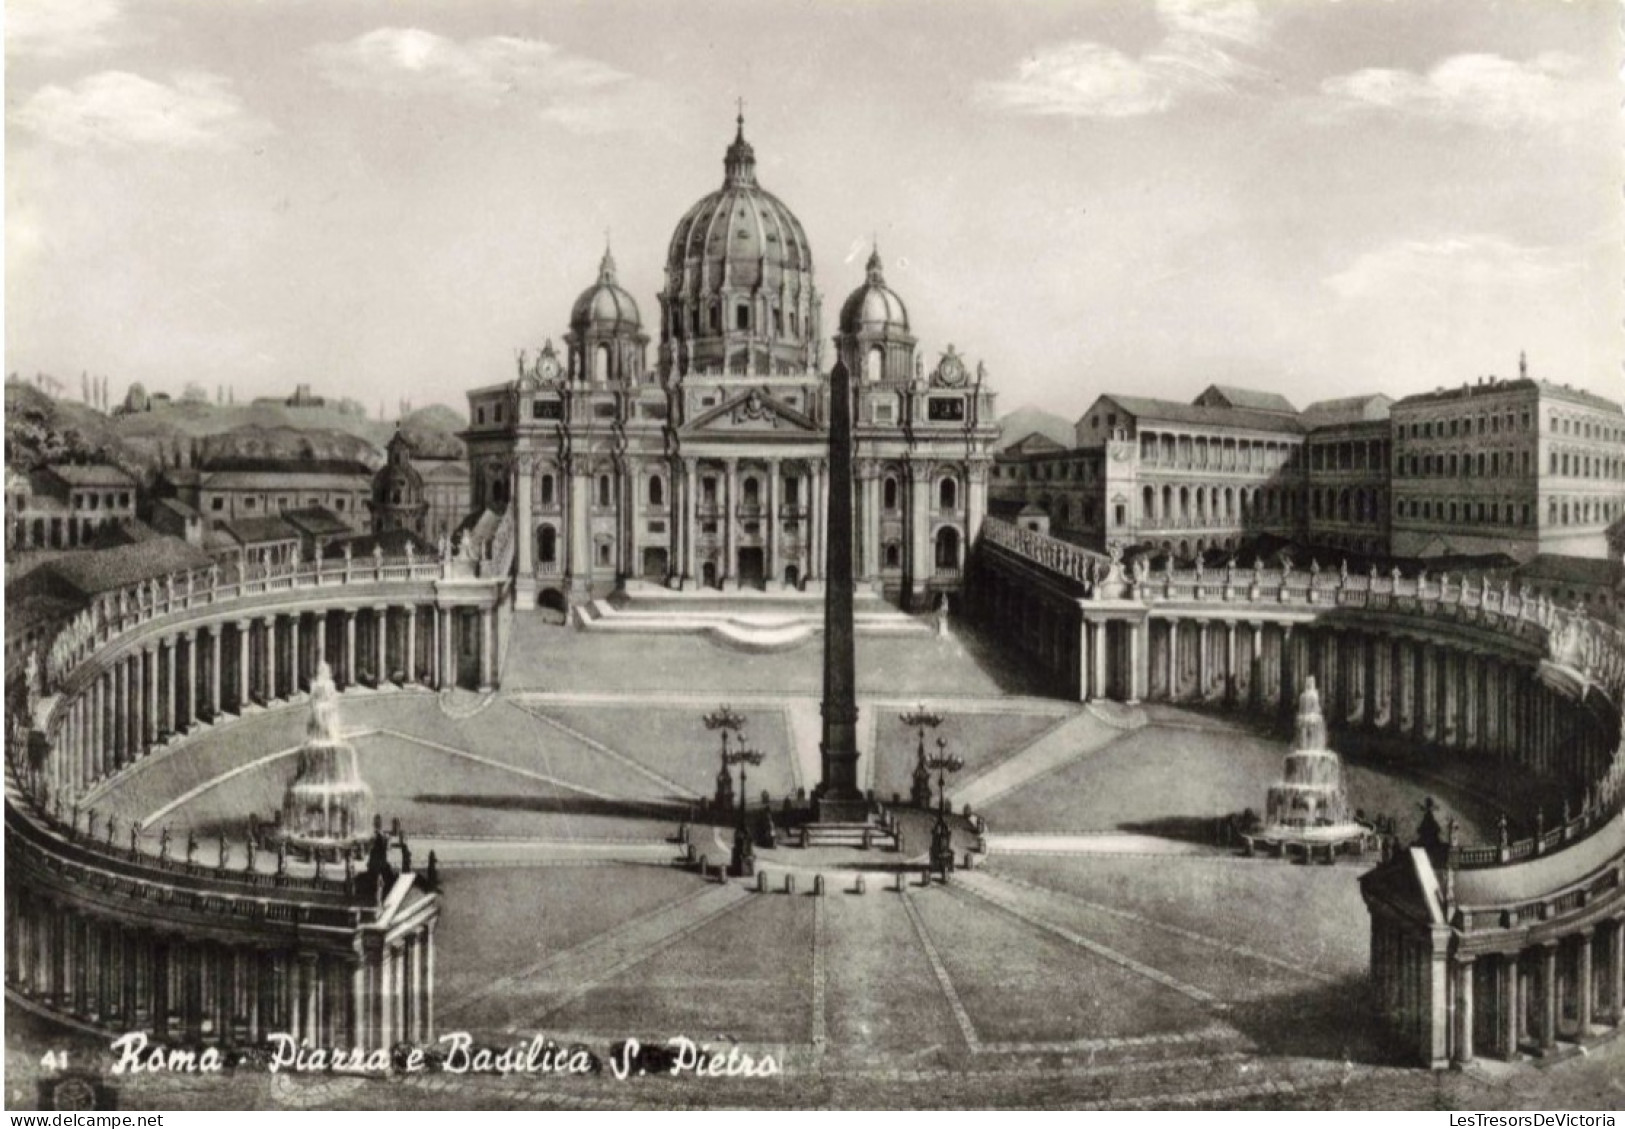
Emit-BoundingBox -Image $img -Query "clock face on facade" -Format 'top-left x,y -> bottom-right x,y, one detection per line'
537,352 -> 561,381
937,354 -> 966,387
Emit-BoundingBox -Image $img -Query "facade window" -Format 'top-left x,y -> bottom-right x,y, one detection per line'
784,476 -> 800,506
538,525 -> 557,566
743,477 -> 761,506
934,527 -> 961,571
702,477 -> 718,505
884,542 -> 901,569
597,542 -> 612,566
541,474 -> 555,506
598,475 -> 612,508
736,305 -> 750,331
649,475 -> 665,507
939,477 -> 958,510
335,499 -> 346,512
883,477 -> 899,511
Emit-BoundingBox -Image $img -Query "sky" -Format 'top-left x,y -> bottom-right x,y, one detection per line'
6,0 -> 1622,423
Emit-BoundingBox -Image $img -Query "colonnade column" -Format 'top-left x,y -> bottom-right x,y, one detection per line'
1195,621 -> 1209,703
1501,954 -> 1520,1059
810,459 -> 826,583
289,614 -> 302,694
262,616 -> 277,702
722,458 -> 737,588
374,607 -> 388,687
405,607 -> 417,686
1091,619 -> 1107,700
1577,929 -> 1594,1035
1223,620 -> 1237,707
234,620 -> 250,713
682,458 -> 698,587
1539,943 -> 1558,1050
164,640 -> 178,739
767,459 -> 782,587
1454,956 -> 1475,1065
344,611 -> 357,688
1165,618 -> 1180,702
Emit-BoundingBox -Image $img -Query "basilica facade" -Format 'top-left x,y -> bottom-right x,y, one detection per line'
462,118 -> 998,611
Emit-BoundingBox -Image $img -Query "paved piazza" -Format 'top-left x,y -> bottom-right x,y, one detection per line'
9,618 -> 1620,1110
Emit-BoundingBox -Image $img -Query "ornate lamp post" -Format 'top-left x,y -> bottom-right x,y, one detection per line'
899,704 -> 943,809
926,737 -> 964,881
703,704 -> 745,812
725,738 -> 765,877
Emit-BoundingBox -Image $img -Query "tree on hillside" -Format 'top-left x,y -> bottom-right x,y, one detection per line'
181,382 -> 209,403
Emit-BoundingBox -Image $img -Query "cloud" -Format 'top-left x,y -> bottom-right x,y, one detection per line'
10,71 -> 271,151
309,28 -> 641,129
1320,52 -> 1595,129
6,0 -> 124,58
1324,235 -> 1578,300
980,0 -> 1267,117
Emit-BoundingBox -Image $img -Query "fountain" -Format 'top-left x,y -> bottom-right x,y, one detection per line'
264,660 -> 374,860
1245,676 -> 1369,860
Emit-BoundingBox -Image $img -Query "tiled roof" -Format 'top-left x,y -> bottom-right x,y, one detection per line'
202,457 -> 374,476
155,498 -> 200,519
1300,394 -> 1393,429
1196,385 -> 1298,414
1515,554 -> 1623,587
41,463 -> 137,487
220,517 -> 301,545
1395,377 -> 1624,415
202,470 -> 370,491
282,507 -> 352,537
1093,394 -> 1307,435
22,538 -> 212,598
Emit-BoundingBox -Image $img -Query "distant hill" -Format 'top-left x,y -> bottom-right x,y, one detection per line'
5,380 -> 141,475
995,404 -> 1074,451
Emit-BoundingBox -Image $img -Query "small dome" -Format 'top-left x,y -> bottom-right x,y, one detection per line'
571,248 -> 642,335
838,248 -> 909,335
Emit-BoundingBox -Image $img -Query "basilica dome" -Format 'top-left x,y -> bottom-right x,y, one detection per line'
570,249 -> 642,335
659,116 -> 820,377
838,249 -> 909,335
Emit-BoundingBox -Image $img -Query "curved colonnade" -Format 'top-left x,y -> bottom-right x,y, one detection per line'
5,556 -> 508,1049
971,516 -> 1625,1068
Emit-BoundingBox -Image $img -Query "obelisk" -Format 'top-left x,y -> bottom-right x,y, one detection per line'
817,356 -> 864,820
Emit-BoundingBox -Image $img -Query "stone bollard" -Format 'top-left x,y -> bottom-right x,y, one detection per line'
678,822 -> 689,844
756,871 -> 768,894
895,871 -> 906,893
920,866 -> 932,888
854,875 -> 866,895
784,873 -> 796,895
698,852 -> 709,877
813,874 -> 826,897
977,835 -> 988,854
963,850 -> 975,871
686,843 -> 697,863
862,828 -> 872,851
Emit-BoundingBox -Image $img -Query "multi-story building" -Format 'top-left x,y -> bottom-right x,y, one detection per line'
1062,387 -> 1307,557
175,460 -> 372,534
462,117 -> 998,611
12,464 -> 139,550
1301,394 -> 1393,557
993,367 -> 1625,565
1390,368 -> 1625,560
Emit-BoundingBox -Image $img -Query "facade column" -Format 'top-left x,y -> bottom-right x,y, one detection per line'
568,459 -> 592,597
1419,642 -> 1436,744
863,468 -> 882,583
722,458 -> 737,587
515,455 -> 534,581
767,459 -> 782,587
438,608 -> 452,690
682,458 -> 698,586
478,606 -> 495,691
206,627 -> 220,721
811,460 -> 826,582
164,639 -> 178,740
316,614 -> 329,678
1608,919 -> 1624,1025
115,659 -> 130,769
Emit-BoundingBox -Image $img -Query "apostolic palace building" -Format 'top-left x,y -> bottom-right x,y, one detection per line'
460,117 -> 998,612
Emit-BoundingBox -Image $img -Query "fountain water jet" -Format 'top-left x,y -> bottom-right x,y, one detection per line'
266,660 -> 374,860
1246,676 -> 1369,860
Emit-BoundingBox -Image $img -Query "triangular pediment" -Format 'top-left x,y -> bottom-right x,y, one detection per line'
683,388 -> 821,435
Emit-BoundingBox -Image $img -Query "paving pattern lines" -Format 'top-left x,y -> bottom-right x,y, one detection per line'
980,868 -> 1340,987
950,711 -> 1130,810
506,699 -> 701,801
436,881 -> 753,1028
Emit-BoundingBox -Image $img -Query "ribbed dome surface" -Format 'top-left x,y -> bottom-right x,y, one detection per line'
839,249 -> 909,334
571,249 -> 642,334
